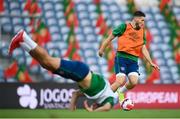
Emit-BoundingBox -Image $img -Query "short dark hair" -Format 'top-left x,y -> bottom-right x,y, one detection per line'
133,11 -> 146,17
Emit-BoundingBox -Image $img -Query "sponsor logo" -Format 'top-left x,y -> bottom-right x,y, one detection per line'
120,67 -> 125,71
17,84 -> 75,109
126,91 -> 179,104
17,84 -> 38,109
39,88 -> 75,109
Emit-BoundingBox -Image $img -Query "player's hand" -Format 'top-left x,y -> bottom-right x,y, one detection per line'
69,92 -> 77,111
69,102 -> 76,111
151,63 -> 160,70
98,50 -> 104,57
84,100 -> 93,112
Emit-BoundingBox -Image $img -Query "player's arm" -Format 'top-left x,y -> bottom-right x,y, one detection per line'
142,45 -> 160,70
98,32 -> 115,57
69,89 -> 84,111
98,23 -> 126,57
84,100 -> 112,112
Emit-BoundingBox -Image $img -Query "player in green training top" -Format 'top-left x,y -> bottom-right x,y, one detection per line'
99,11 -> 160,102
8,30 -> 119,112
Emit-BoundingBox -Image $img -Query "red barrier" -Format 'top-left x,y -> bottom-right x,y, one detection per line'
118,84 -> 180,109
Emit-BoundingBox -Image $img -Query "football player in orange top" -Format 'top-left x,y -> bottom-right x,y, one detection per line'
98,11 -> 160,102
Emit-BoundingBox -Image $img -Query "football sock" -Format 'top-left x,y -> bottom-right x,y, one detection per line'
20,31 -> 37,52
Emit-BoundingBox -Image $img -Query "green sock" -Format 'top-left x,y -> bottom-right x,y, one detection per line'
117,90 -> 125,102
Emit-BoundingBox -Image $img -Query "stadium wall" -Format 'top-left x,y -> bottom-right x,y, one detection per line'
115,84 -> 180,109
0,83 -> 180,109
0,83 -> 80,109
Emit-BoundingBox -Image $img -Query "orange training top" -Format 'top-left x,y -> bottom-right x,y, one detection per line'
117,23 -> 144,57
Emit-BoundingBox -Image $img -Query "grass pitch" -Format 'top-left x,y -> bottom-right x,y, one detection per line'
0,109 -> 180,118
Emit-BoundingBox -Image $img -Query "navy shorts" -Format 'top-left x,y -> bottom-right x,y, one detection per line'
53,59 -> 90,82
114,56 -> 139,76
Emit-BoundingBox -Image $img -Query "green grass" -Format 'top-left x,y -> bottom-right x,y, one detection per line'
0,109 -> 180,118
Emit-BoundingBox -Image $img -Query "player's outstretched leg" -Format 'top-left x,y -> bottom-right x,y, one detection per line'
8,29 -> 60,72
9,29 -> 24,54
111,75 -> 126,102
8,29 -> 90,83
117,73 -> 138,103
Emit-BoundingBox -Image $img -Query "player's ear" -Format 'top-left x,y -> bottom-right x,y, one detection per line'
103,103 -> 112,111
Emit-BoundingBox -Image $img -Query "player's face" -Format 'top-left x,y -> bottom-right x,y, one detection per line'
133,17 -> 145,30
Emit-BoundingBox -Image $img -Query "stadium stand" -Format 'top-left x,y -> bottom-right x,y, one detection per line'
0,0 -> 179,84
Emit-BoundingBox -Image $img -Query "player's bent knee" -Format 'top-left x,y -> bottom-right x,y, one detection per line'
131,80 -> 138,86
129,78 -> 138,87
126,80 -> 137,89
116,73 -> 126,84
128,73 -> 139,87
